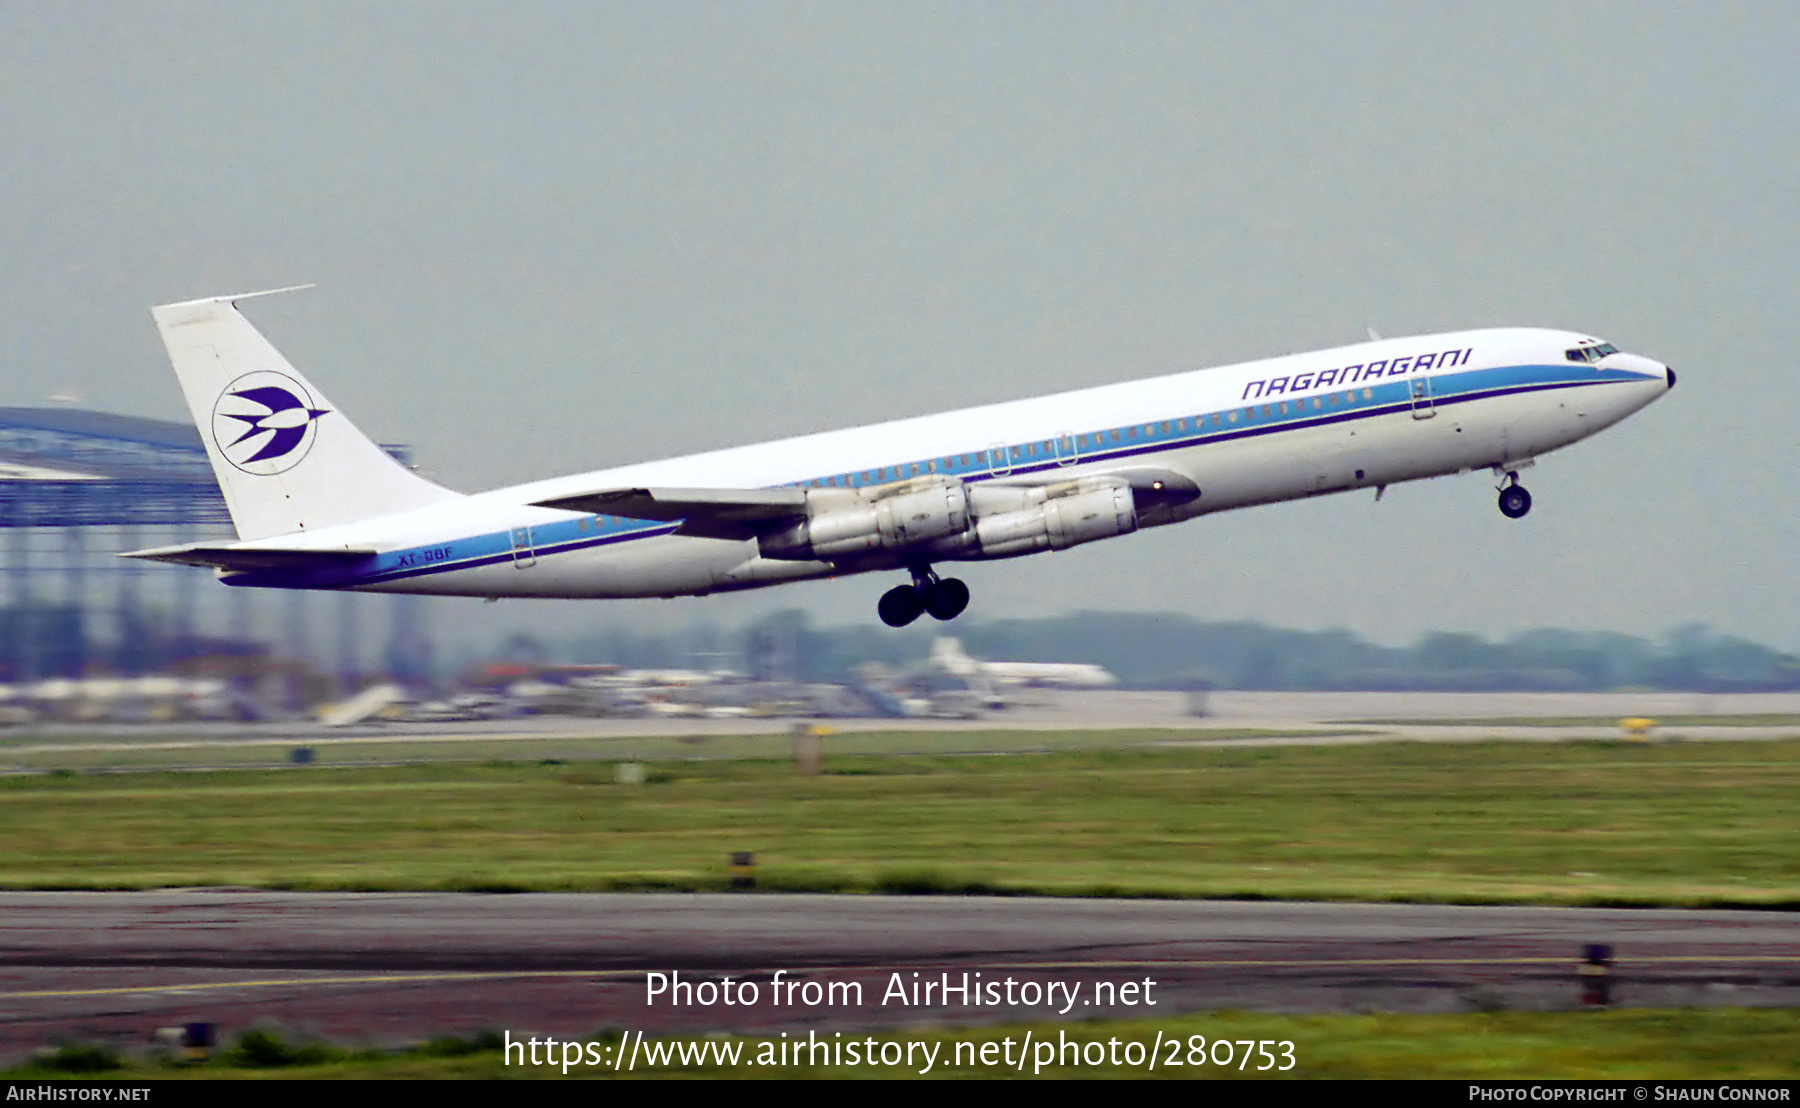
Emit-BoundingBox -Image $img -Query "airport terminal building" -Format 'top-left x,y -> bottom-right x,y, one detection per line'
0,404 -> 425,686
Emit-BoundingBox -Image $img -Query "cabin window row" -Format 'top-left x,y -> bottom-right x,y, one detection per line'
790,386 -> 1379,489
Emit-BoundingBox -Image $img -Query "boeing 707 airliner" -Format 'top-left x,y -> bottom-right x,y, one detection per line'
127,289 -> 1674,626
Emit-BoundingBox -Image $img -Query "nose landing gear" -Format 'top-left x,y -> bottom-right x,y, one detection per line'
878,564 -> 971,627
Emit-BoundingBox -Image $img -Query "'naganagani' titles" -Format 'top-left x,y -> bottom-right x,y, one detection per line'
1241,346 -> 1472,400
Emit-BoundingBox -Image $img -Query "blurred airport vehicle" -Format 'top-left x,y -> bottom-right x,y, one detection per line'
0,674 -> 255,724
316,683 -> 408,727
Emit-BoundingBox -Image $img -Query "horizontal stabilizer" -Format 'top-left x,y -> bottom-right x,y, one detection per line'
120,541 -> 377,572
533,487 -> 807,540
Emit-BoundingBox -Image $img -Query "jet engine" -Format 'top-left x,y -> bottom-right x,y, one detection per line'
937,477 -> 1138,559
759,479 -> 971,560
759,475 -> 1139,564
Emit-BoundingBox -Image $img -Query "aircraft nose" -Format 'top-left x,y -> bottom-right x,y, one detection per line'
1665,365 -> 1676,389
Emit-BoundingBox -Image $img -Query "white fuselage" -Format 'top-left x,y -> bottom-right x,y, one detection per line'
221,326 -> 1672,599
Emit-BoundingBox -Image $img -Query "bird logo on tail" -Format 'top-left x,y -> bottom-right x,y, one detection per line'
211,371 -> 330,475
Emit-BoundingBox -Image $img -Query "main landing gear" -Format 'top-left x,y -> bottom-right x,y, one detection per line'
1497,472 -> 1532,519
878,565 -> 970,627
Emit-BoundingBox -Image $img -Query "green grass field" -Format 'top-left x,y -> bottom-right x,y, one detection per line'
1,738 -> 1794,905
9,1009 -> 1797,1079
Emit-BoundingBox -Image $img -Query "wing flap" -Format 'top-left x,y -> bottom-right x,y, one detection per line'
532,487 -> 807,540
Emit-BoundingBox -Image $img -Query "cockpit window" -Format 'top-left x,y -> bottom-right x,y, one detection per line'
1565,343 -> 1621,363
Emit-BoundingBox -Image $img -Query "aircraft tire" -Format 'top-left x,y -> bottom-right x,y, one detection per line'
1498,485 -> 1532,519
878,585 -> 925,627
923,577 -> 971,621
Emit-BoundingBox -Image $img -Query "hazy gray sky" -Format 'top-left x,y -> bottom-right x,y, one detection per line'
1,3 -> 1793,647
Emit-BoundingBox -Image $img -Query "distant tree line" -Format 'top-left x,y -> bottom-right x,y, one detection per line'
947,615 -> 1800,692
561,612 -> 1800,693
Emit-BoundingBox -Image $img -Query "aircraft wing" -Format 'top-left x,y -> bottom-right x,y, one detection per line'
120,542 -> 378,572
532,486 -> 809,540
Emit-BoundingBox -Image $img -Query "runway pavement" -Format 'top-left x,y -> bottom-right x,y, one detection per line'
0,891 -> 1794,1060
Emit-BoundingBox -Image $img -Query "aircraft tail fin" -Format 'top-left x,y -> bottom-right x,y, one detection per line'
929,637 -> 976,672
151,289 -> 460,541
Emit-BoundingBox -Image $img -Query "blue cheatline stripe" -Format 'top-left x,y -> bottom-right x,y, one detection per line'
225,363 -> 1647,591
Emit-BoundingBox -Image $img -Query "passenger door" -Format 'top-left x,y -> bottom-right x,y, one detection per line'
510,525 -> 536,568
